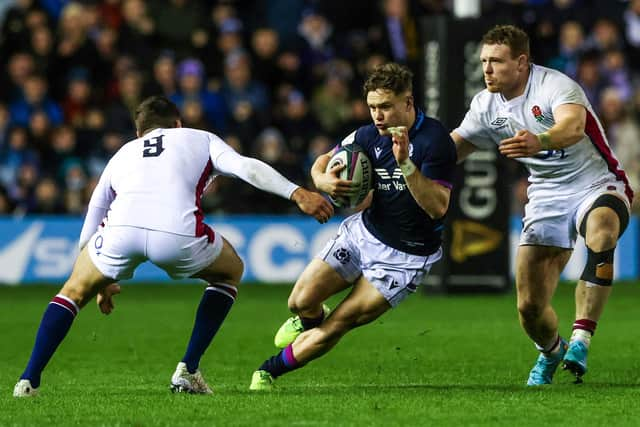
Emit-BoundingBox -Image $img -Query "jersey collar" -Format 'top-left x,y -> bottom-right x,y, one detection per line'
409,108 -> 425,139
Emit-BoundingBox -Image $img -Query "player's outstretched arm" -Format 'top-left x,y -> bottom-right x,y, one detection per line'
290,187 -> 334,224
214,150 -> 333,223
451,132 -> 477,164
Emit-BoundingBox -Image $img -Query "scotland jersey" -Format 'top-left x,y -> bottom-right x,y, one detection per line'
454,64 -> 633,202
341,109 -> 457,256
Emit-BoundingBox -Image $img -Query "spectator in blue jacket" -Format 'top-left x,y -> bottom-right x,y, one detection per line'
9,73 -> 63,127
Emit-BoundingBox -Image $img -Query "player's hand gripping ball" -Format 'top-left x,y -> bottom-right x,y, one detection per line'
325,144 -> 373,208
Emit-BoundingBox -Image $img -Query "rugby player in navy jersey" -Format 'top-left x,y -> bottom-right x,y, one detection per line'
250,63 -> 457,390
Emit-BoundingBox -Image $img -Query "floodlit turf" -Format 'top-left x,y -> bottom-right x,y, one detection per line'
2,283 -> 640,426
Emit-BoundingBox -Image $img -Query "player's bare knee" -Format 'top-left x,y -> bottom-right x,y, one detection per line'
204,239 -> 244,286
227,256 -> 244,286
221,256 -> 243,286
580,196 -> 628,249
517,299 -> 546,321
287,298 -> 314,315
287,295 -> 300,313
288,290 -> 316,314
585,228 -> 617,252
286,284 -> 302,312
287,277 -> 320,313
200,254 -> 244,286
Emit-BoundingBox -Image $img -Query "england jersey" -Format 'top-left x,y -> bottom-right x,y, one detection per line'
454,64 -> 633,202
342,109 -> 457,256
90,127 -> 236,237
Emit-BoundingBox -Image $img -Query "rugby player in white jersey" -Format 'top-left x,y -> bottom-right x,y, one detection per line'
249,63 -> 457,390
13,95 -> 333,397
451,25 -> 633,385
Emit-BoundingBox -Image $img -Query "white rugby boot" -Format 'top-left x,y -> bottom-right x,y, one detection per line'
13,379 -> 38,397
170,362 -> 213,394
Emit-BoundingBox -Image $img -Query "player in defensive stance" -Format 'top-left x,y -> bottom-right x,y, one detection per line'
451,25 -> 633,385
13,95 -> 333,397
249,63 -> 456,390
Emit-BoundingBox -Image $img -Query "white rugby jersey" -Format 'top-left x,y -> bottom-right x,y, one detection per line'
454,64 -> 632,201
86,127 -> 298,239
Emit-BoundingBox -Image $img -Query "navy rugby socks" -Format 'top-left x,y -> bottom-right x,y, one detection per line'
300,311 -> 325,330
182,283 -> 237,374
259,344 -> 301,378
21,294 -> 79,388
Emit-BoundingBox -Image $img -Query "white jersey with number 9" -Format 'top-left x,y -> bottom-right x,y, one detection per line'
92,127 -> 242,237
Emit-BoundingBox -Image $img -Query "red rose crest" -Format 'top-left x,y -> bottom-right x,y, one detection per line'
531,105 -> 544,122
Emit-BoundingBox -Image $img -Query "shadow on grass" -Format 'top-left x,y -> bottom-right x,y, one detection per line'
222,381 -> 640,396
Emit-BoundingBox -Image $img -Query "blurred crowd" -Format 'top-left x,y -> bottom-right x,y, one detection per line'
0,0 -> 639,217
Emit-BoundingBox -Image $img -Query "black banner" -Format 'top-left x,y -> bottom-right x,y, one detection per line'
420,16 -> 511,292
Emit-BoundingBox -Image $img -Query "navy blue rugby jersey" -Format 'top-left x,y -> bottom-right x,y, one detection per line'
344,109 -> 456,256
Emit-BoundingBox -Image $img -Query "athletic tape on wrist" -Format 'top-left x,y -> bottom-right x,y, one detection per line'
399,159 -> 417,176
537,132 -> 552,150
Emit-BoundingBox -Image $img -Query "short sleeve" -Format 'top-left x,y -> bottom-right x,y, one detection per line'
330,130 -> 356,154
419,125 -> 457,188
453,105 -> 495,150
340,130 -> 357,147
548,75 -> 589,112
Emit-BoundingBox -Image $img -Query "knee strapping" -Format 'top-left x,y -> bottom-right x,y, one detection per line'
579,194 -> 629,238
580,247 -> 615,286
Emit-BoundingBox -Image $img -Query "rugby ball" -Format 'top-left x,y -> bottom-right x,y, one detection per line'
325,144 -> 373,208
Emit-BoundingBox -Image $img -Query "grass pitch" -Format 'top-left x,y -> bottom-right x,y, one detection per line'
1,283 -> 640,426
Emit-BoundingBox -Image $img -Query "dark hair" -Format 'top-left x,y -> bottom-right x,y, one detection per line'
363,62 -> 413,97
134,95 -> 181,135
482,25 -> 530,59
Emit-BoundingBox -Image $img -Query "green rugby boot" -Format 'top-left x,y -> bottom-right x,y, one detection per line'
274,304 -> 331,348
249,370 -> 274,391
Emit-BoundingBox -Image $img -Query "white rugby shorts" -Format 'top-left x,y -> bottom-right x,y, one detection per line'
520,178 -> 630,248
317,212 -> 442,307
87,225 -> 223,280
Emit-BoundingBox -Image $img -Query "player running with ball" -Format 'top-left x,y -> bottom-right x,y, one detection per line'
451,25 -> 633,385
249,63 -> 457,390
